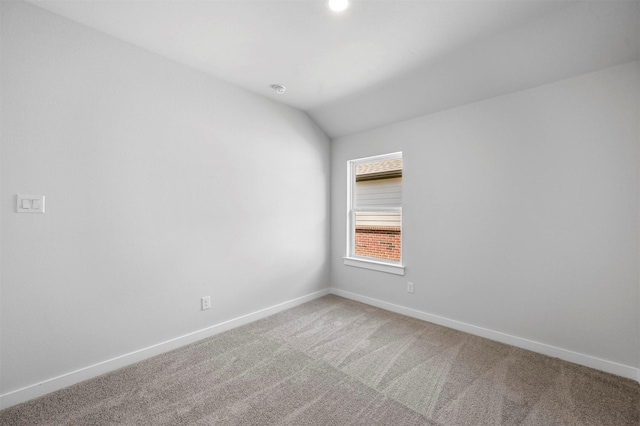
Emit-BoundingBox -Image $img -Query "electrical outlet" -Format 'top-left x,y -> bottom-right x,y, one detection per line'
201,296 -> 211,310
407,282 -> 414,293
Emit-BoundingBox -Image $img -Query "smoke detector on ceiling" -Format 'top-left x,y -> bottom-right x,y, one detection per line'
271,84 -> 286,94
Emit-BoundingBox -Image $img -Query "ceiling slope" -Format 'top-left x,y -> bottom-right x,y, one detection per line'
24,1 -> 640,138
27,0 -> 570,110
311,1 -> 640,138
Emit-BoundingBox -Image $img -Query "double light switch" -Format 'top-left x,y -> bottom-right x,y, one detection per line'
17,195 -> 45,213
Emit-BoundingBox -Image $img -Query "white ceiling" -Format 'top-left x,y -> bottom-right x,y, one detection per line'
26,1 -> 640,137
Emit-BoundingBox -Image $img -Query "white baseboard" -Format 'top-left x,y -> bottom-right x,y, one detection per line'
330,288 -> 640,383
0,288 -> 331,410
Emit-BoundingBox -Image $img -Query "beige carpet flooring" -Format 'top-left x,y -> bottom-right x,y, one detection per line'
1,295 -> 639,425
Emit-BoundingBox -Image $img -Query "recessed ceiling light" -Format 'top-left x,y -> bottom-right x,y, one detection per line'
328,0 -> 349,13
271,84 -> 286,94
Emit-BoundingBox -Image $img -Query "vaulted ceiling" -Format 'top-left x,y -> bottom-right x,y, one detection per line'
27,0 -> 640,138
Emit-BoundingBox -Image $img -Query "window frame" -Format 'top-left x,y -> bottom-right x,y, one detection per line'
344,152 -> 405,276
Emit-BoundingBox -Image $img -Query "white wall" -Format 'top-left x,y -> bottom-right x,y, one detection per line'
1,1 -> 330,399
331,61 -> 640,374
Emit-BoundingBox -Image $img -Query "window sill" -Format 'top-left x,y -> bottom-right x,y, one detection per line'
343,257 -> 405,276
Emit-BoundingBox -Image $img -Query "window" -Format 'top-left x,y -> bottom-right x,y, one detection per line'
344,152 -> 404,275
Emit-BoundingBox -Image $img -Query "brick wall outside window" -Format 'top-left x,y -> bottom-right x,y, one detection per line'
355,226 -> 401,262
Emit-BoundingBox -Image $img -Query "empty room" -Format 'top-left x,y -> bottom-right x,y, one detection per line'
1,0 -> 639,424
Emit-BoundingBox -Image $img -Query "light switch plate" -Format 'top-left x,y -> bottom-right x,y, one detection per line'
17,195 -> 45,213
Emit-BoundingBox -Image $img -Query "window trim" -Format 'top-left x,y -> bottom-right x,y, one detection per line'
343,256 -> 405,275
344,152 -> 404,275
